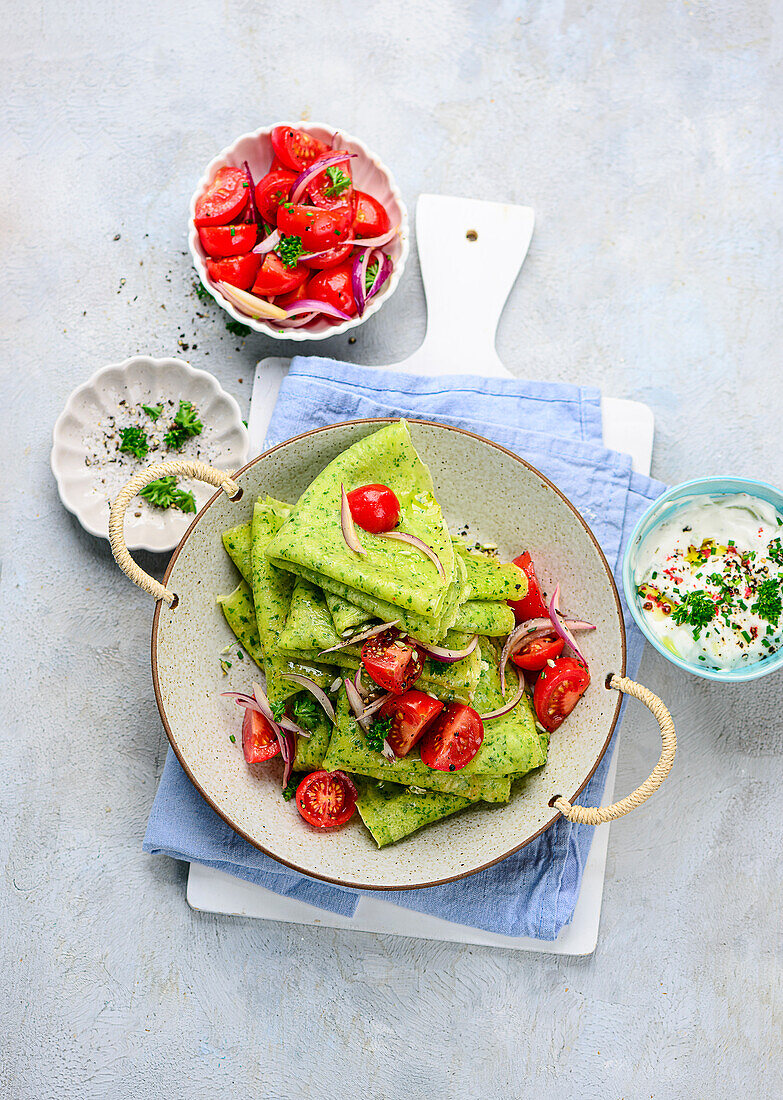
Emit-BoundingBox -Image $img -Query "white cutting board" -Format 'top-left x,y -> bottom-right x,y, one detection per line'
188,195 -> 654,953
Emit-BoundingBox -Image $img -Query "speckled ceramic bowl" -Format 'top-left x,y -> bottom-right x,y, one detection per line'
148,419 -> 627,890
188,122 -> 409,340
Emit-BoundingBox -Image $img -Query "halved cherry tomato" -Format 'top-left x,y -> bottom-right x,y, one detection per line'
308,156 -> 355,212
295,770 -> 357,829
378,690 -> 444,757
205,252 -> 261,291
419,704 -> 484,771
347,483 -> 400,533
307,263 -> 357,316
277,203 -> 351,254
271,126 -> 330,172
302,238 -> 354,270
511,634 -> 565,672
254,170 -> 297,224
251,252 -> 308,297
198,222 -> 257,258
508,551 -> 548,622
533,657 -> 590,733
194,167 -> 249,227
241,709 -> 280,764
361,630 -> 423,694
276,279 -> 312,309
353,191 -> 391,239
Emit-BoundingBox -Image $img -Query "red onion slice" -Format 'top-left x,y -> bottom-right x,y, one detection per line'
415,635 -> 478,664
251,682 -> 279,728
340,483 -> 366,556
280,716 -> 310,739
283,298 -> 353,321
221,690 -> 265,714
480,667 -> 525,721
353,667 -> 366,697
280,673 -> 336,723
299,239 -> 356,262
498,615 -> 595,691
216,282 -> 287,321
350,225 -> 399,248
365,250 -> 393,301
290,152 -> 357,204
359,692 -> 393,720
376,531 -> 445,578
272,313 -> 318,329
351,248 -> 372,317
252,228 -> 280,255
345,677 -> 371,732
548,584 -> 589,666
319,619 -> 399,656
381,740 -> 396,762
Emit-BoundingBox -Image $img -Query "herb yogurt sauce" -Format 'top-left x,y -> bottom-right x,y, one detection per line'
634,493 -> 783,669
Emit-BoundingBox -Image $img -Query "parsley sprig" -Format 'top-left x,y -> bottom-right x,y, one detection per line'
282,776 -> 300,801
141,403 -> 163,421
323,165 -> 351,198
139,476 -> 196,513
119,426 -> 149,460
163,400 -> 203,449
367,714 -> 392,754
277,234 -> 304,268
292,695 -> 321,731
270,700 -> 285,722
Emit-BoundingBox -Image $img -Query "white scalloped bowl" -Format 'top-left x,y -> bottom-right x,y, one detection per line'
188,122 -> 409,340
51,357 -> 248,552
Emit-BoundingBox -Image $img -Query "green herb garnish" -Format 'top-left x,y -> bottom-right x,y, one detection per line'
141,403 -> 163,421
367,714 -> 392,754
277,234 -> 304,268
365,259 -> 380,294
752,578 -> 782,626
226,319 -> 251,337
139,475 -> 196,513
119,426 -> 149,460
323,165 -> 351,198
282,776 -> 300,801
768,537 -> 783,566
163,400 -> 203,449
229,734 -> 236,743
194,281 -> 210,301
671,590 -> 717,637
292,695 -> 321,731
270,700 -> 285,722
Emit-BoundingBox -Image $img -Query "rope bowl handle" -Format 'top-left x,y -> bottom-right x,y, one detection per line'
108,459 -> 242,604
552,675 -> 676,825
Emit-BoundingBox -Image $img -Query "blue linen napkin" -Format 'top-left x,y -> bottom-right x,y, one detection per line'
145,358 -> 666,939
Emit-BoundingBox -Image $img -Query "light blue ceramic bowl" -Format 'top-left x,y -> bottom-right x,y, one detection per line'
623,476 -> 783,683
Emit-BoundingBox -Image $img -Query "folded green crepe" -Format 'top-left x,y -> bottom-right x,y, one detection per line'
265,421 -> 457,630
454,542 -> 527,602
324,590 -> 371,636
323,691 -> 511,802
466,639 -> 545,776
292,710 -> 332,772
279,577 -> 342,653
222,522 -> 253,585
454,599 -> 516,637
355,778 -> 474,848
216,581 -> 335,697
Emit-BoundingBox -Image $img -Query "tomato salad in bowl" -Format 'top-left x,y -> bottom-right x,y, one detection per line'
189,123 -> 408,340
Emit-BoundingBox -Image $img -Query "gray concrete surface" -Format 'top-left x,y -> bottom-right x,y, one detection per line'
2,1 -> 782,1097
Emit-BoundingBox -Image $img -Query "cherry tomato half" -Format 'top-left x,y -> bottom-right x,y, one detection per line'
198,222 -> 257,258
508,551 -> 548,622
205,251 -> 261,291
277,203 -> 351,254
302,237 -> 354,270
378,690 -> 444,757
241,709 -> 280,764
511,634 -> 565,672
271,126 -> 330,172
276,279 -> 312,309
352,191 -> 391,239
533,657 -> 590,733
254,170 -> 297,225
307,156 -> 355,214
347,483 -> 401,533
361,630 -> 423,694
251,252 -> 308,297
419,704 -> 484,771
295,770 -> 357,829
194,167 -> 249,227
307,262 -> 357,316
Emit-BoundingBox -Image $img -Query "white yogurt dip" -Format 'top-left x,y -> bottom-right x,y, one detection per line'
634,493 -> 783,669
